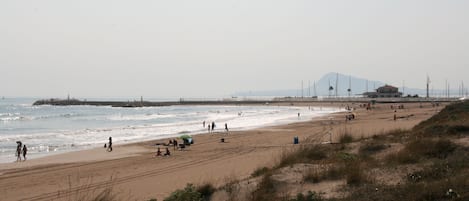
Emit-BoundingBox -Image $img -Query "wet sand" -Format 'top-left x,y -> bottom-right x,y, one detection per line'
0,102 -> 442,200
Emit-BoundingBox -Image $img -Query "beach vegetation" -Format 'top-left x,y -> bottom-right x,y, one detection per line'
166,102 -> 469,201
277,145 -> 329,168
163,183 -> 203,201
338,133 -> 353,144
358,142 -> 387,156
251,166 -> 271,178
196,183 -> 216,201
304,165 -> 343,183
386,138 -> 457,165
251,172 -> 277,201
289,191 -> 324,201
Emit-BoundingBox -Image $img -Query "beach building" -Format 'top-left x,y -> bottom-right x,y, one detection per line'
363,84 -> 402,98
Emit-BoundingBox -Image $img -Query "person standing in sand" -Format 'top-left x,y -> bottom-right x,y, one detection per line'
22,145 -> 27,161
107,137 -> 113,152
225,123 -> 229,132
16,142 -> 22,162
173,139 -> 178,150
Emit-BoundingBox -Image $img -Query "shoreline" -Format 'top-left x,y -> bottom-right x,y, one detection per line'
0,102 -> 443,200
0,104 -> 342,168
0,104 -> 341,165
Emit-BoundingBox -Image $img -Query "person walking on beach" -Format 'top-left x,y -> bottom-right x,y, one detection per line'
203,121 -> 205,128
225,123 -> 229,132
22,145 -> 27,161
208,124 -> 211,133
212,122 -> 216,132
16,142 -> 22,162
107,137 -> 113,152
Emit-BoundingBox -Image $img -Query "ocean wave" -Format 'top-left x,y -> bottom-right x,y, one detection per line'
0,116 -> 29,122
107,113 -> 177,121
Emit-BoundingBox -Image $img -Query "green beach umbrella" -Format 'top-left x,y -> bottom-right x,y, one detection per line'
180,134 -> 192,140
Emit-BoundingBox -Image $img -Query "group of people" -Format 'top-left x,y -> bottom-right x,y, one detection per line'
203,121 -> 229,133
169,139 -> 178,150
155,147 -> 171,157
15,141 -> 27,162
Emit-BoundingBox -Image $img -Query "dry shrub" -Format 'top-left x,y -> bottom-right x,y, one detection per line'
339,133 -> 353,144
277,145 -> 328,168
250,172 -> 276,201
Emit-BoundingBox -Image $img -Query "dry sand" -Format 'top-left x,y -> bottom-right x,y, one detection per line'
0,102 -> 443,201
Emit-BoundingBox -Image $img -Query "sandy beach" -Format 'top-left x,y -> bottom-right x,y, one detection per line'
0,102 -> 443,200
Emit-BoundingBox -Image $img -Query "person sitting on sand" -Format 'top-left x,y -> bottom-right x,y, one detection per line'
164,147 -> 171,156
156,147 -> 162,156
22,145 -> 27,161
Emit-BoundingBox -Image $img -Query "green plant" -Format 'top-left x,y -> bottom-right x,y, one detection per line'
196,183 -> 216,201
164,184 -> 202,201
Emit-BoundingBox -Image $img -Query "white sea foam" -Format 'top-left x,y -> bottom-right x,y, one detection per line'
0,100 -> 342,163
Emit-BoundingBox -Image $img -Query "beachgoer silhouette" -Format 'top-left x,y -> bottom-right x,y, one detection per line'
22,145 -> 27,161
208,125 -> 211,133
16,142 -> 22,162
107,137 -> 113,152
225,123 -> 228,132
156,147 -> 162,156
203,121 -> 205,128
173,139 -> 178,150
164,147 -> 171,156
212,122 -> 215,131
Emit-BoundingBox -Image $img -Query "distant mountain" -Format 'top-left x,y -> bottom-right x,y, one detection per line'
234,72 -> 430,97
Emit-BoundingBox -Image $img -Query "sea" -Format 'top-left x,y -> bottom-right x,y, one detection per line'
0,98 -> 340,163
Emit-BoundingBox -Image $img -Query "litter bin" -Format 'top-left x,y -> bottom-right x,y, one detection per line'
293,136 -> 299,144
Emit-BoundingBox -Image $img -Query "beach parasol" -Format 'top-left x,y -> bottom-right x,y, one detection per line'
179,134 -> 192,140
180,135 -> 193,145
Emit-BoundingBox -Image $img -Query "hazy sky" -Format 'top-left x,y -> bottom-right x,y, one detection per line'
1,0 -> 468,98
